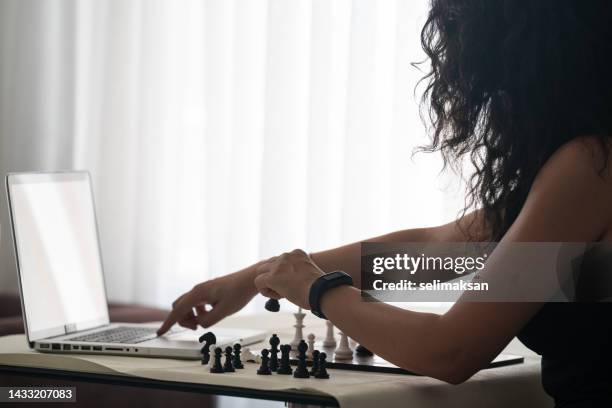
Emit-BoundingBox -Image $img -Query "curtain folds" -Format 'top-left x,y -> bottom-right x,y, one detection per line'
0,0 -> 464,310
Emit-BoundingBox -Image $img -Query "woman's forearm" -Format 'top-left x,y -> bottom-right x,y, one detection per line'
319,285 -> 461,383
310,227 -> 434,287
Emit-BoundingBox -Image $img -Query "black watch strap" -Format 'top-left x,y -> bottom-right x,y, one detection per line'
309,271 -> 353,319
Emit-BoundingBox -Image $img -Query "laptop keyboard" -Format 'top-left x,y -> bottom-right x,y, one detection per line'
67,326 -> 158,344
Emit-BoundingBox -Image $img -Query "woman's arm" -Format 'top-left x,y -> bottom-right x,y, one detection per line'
254,138 -> 612,383
312,209 -> 489,287
158,211 -> 487,334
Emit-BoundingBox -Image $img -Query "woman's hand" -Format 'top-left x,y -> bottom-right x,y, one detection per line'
156,268 -> 258,336
254,249 -> 325,309
156,249 -> 323,336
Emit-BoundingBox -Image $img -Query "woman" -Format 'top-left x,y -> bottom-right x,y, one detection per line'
158,1 -> 612,406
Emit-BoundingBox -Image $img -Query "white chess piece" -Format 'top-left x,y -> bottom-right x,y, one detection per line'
241,347 -> 262,364
290,307 -> 306,351
323,320 -> 337,348
334,331 -> 353,360
306,333 -> 315,358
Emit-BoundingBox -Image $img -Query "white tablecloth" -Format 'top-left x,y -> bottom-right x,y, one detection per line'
0,312 -> 553,408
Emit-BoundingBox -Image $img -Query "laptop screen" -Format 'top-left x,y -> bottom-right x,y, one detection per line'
7,172 -> 109,342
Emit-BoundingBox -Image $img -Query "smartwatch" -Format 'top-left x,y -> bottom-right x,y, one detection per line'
309,271 -> 353,319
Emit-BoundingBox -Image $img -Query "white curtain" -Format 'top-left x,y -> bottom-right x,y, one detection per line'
0,0 -> 464,310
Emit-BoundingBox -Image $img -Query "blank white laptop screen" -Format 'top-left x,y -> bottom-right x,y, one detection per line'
8,172 -> 108,342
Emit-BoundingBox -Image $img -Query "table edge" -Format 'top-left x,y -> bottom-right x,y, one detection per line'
0,364 -> 339,406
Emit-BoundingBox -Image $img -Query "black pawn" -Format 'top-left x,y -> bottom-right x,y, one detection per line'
356,344 -> 373,356
269,334 -> 280,372
257,349 -> 272,375
310,350 -> 320,376
233,343 -> 244,369
210,347 -> 224,373
264,298 -> 280,312
293,340 -> 310,378
277,344 -> 293,375
314,352 -> 330,379
223,346 -> 235,372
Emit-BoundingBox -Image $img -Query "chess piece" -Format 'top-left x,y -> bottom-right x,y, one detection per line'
293,340 -> 310,378
241,348 -> 262,363
199,331 -> 216,365
356,344 -> 374,356
210,347 -> 224,373
314,352 -> 330,379
306,333 -> 315,358
277,344 -> 293,375
309,350 -> 320,376
323,320 -> 336,348
265,298 -> 280,312
200,342 -> 211,366
291,308 -> 306,351
334,332 -> 353,360
233,343 -> 244,369
223,346 -> 235,372
269,334 -> 280,372
257,349 -> 272,375
198,331 -> 216,344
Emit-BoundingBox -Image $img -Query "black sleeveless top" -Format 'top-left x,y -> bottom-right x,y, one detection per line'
516,246 -> 612,407
517,304 -> 612,407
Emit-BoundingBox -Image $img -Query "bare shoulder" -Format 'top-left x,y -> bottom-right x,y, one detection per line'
540,136 -> 612,181
514,135 -> 612,241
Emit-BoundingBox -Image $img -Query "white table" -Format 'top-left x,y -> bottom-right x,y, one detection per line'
0,312 -> 553,408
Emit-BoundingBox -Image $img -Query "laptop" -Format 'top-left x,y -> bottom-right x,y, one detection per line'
6,171 -> 266,359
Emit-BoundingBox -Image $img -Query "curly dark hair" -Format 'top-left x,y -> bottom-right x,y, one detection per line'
420,0 -> 612,240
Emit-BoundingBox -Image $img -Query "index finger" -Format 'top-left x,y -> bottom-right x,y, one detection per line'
157,289 -> 200,335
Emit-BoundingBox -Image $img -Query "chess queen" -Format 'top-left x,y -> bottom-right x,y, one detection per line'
157,1 -> 612,405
